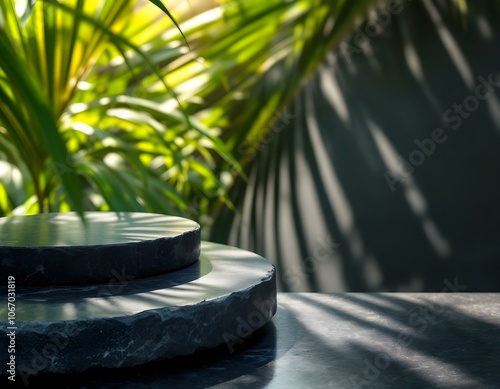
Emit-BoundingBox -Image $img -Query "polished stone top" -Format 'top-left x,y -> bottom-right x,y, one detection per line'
20,293 -> 500,388
0,212 -> 200,285
0,212 -> 198,246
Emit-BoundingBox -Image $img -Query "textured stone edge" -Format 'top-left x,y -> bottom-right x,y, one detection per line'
0,268 -> 276,379
0,228 -> 201,286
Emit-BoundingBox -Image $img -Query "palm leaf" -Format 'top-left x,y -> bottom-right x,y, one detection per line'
0,0 -> 236,219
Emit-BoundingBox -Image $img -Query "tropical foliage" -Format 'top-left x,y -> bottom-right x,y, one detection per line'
0,0 -> 239,222
0,0 -> 470,234
0,0 -> 381,233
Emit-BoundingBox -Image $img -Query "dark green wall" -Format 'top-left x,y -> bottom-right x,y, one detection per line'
212,1 -> 500,292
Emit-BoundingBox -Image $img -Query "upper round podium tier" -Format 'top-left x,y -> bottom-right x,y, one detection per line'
0,212 -> 200,285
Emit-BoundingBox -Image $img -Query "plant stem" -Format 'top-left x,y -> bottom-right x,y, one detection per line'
33,175 -> 45,213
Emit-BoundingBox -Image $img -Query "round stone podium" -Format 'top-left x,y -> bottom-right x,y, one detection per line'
0,212 -> 201,285
0,212 -> 277,377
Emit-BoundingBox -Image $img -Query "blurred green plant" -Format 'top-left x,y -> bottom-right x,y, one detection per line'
0,0 -> 240,220
148,0 -> 379,227
2,0 -> 468,231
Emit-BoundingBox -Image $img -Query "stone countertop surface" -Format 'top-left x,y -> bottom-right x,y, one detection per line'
24,293 -> 500,388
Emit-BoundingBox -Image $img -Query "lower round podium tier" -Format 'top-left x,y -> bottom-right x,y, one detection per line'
0,242 -> 277,376
0,212 -> 200,285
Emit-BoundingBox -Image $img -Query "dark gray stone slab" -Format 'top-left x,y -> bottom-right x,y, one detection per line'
0,242 -> 277,377
0,212 -> 200,285
7,293 -> 499,388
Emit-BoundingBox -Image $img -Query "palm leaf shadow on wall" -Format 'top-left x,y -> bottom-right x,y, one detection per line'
212,1 -> 500,292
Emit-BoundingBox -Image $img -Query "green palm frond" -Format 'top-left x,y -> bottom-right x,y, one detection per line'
1,0 -> 474,227
160,0 -> 378,150
0,0 -> 238,219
